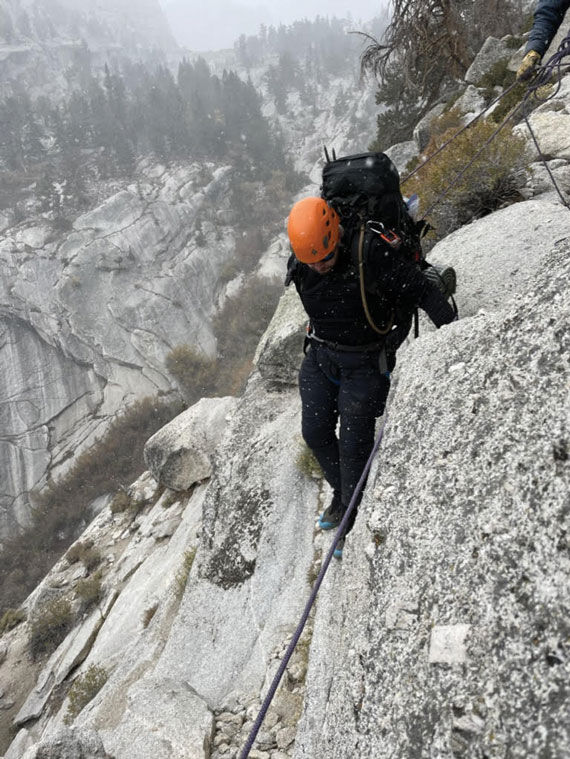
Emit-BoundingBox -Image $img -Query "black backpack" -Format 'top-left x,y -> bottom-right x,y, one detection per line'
320,149 -> 457,335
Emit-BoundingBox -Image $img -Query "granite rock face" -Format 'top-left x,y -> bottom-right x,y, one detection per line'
294,236 -> 570,759
144,396 -> 238,490
384,141 -> 418,176
254,287 -> 307,386
465,36 -> 511,84
427,195 -> 570,318
413,103 -> 447,152
0,0 -> 176,99
21,726 -> 109,758
0,163 -> 236,535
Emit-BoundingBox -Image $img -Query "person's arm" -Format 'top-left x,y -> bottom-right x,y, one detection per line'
518,0 -> 569,78
527,0 -> 568,56
369,246 -> 456,328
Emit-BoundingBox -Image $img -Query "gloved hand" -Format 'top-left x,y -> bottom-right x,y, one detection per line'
516,50 -> 541,81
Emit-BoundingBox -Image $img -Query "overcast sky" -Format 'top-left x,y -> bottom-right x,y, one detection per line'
159,0 -> 388,51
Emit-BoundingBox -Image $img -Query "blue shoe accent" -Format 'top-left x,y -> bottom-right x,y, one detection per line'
333,539 -> 344,559
318,513 -> 340,530
318,492 -> 343,530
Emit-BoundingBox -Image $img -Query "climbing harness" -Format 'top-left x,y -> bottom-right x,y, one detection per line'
238,415 -> 389,759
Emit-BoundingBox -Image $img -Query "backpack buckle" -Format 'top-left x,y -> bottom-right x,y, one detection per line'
366,221 -> 401,250
379,229 -> 402,249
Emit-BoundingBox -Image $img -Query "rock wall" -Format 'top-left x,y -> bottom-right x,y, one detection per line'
2,27 -> 570,759
295,234 -> 570,759
0,163 -> 236,535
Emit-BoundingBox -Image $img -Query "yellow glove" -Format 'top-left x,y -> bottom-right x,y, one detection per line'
516,50 -> 542,81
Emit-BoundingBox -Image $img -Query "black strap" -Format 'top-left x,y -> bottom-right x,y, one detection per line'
308,332 -> 385,353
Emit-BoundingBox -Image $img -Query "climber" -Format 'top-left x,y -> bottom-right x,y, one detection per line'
286,196 -> 456,558
517,0 -> 570,79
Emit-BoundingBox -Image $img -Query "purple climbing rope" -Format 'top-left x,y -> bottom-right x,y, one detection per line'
238,415 -> 388,759
521,31 -> 570,211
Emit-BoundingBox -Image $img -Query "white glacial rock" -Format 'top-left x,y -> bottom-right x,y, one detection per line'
413,103 -> 447,152
384,141 -> 418,176
295,234 -> 570,758
465,36 -> 510,84
144,396 -> 238,490
455,85 -> 487,121
19,726 -> 108,759
428,195 -> 570,317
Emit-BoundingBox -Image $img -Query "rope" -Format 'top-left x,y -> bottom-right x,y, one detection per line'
519,31 -> 570,211
240,35 -> 570,759
401,32 -> 570,216
238,414 -> 389,759
401,79 -> 521,185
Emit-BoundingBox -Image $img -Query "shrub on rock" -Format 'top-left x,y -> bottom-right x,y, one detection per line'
403,117 -> 528,238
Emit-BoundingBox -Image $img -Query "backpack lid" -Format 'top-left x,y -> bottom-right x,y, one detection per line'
321,151 -> 402,226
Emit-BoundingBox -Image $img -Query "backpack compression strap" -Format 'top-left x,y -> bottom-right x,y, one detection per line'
357,224 -> 394,336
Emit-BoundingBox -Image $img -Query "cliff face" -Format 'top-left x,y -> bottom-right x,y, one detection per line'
0,0 -> 177,101
0,163 -> 236,534
1,27 -> 569,759
295,221 -> 570,759
4,191 -> 568,759
0,25 -> 378,536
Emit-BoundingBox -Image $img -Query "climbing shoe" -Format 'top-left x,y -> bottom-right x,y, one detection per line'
318,491 -> 344,530
333,538 -> 345,560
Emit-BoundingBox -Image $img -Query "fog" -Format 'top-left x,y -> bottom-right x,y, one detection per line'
159,0 -> 387,51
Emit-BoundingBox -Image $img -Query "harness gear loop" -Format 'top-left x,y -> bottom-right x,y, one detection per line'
357,223 -> 394,336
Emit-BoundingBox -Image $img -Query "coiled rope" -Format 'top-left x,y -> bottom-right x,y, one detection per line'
521,31 -> 570,210
402,32 -> 570,216
238,415 -> 388,759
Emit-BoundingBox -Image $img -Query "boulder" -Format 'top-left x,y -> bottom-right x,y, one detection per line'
100,677 -> 214,759
514,111 -> 570,161
384,141 -> 418,177
413,103 -> 446,152
455,85 -> 487,121
527,159 -> 570,198
20,726 -> 108,758
254,286 -> 307,386
144,397 -> 238,490
427,195 -> 570,318
465,36 -> 510,84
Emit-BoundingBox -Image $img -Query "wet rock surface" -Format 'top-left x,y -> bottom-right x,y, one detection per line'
295,238 -> 570,758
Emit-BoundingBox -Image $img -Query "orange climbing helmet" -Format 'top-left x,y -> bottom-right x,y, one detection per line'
287,197 -> 340,263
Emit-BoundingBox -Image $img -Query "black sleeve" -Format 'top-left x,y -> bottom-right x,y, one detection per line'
417,280 -> 457,328
367,241 -> 456,328
285,253 -> 298,287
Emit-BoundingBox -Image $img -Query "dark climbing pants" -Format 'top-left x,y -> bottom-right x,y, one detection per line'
299,343 -> 390,530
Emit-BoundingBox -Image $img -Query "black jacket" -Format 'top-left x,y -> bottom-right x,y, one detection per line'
527,0 -> 570,56
286,226 -> 456,349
